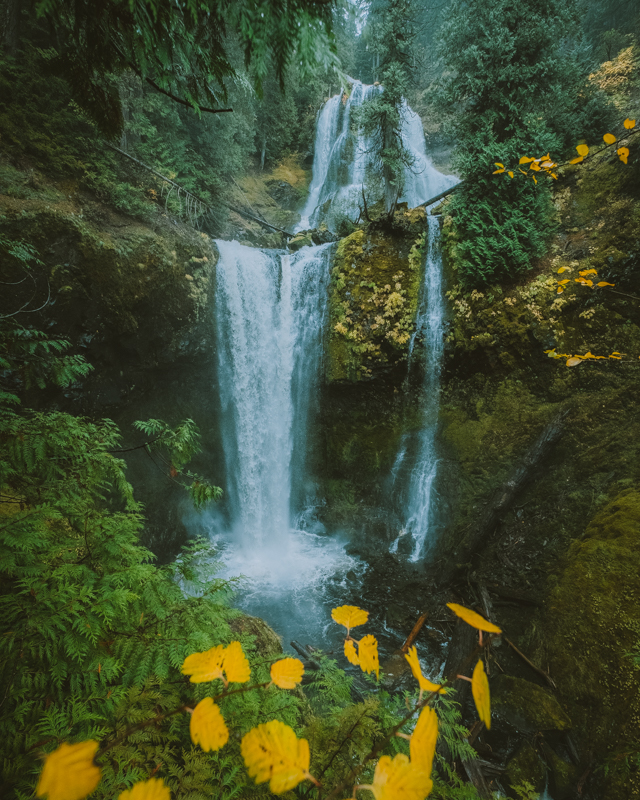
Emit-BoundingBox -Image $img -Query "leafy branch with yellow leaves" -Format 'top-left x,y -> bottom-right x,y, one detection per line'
34,602 -> 503,800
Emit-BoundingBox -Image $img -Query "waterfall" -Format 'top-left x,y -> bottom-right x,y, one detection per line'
208,239 -> 360,646
401,215 -> 445,560
297,80 -> 458,232
214,239 -> 331,551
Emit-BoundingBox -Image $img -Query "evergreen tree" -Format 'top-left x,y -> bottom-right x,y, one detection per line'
437,0 -> 612,284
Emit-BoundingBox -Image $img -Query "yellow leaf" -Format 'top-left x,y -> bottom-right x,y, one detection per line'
492,168 -> 505,174
609,353 -> 622,359
36,741 -> 101,800
623,118 -> 636,129
603,133 -> 617,145
529,162 -> 541,171
583,351 -> 596,359
557,279 -> 570,285
270,658 -> 304,689
223,641 -> 251,684
544,348 -> 556,355
566,357 -> 583,366
557,287 -> 564,294
494,162 -> 504,169
597,281 -> 615,287
518,168 -> 528,175
519,156 -> 534,164
531,175 -> 538,184
358,634 -> 380,679
410,706 -> 438,778
576,143 -> 589,157
508,171 -> 514,178
446,603 -> 502,634
344,639 -> 360,665
550,172 -> 558,179
241,720 -> 312,795
579,269 -> 597,276
190,698 -> 229,752
118,778 -> 171,800
472,660 -> 491,729
181,645 -> 225,683
557,267 -> 570,273
569,156 -> 584,165
404,646 -> 447,694
540,161 -> 554,168
371,753 -> 433,800
331,605 -> 368,631
617,146 -> 629,164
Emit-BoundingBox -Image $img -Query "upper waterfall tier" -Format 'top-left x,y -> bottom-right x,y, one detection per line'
297,79 -> 458,232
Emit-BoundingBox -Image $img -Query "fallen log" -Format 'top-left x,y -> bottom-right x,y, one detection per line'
437,410 -> 567,586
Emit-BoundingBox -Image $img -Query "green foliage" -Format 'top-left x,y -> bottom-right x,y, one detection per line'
29,0 -> 339,139
437,0 -> 613,284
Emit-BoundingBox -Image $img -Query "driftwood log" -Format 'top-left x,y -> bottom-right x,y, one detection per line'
437,411 -> 567,587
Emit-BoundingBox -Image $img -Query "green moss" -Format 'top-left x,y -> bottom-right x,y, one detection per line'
326,210 -> 426,382
505,742 -> 546,796
492,675 -> 571,732
540,489 -> 640,798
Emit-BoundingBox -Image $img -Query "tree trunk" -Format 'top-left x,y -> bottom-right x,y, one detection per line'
2,0 -> 22,55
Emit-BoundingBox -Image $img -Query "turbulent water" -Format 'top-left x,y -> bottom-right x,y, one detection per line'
391,215 -> 445,560
203,240 -> 360,646
297,79 -> 458,232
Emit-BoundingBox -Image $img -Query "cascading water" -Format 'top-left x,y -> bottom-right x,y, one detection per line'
297,80 -> 458,232
400,215 -> 446,560
205,239 -> 359,645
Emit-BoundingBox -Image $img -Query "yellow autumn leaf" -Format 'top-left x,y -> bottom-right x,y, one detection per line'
404,646 -> 446,694
557,279 -> 570,285
492,168 -> 505,174
609,353 -> 623,359
623,118 -> 636,129
566,356 -> 583,366
529,161 -> 541,171
576,143 -> 589,157
544,349 -> 556,356
508,171 -> 514,178
579,269 -> 597,276
494,162 -> 505,169
190,698 -> 229,752
557,267 -> 570,273
531,175 -> 538,184
358,634 -> 380,680
181,645 -> 225,683
370,753 -> 433,800
550,172 -> 558,179
271,658 -> 304,689
472,659 -> 491,729
597,281 -> 615,287
118,778 -> 171,800
446,603 -> 502,634
331,605 -> 368,631
241,720 -> 312,795
223,641 -> 251,683
344,639 -> 360,665
569,155 -> 584,165
557,287 -> 564,293
36,741 -> 101,800
519,156 -> 535,164
410,706 -> 438,779
603,133 -> 617,145
518,168 -> 528,175
617,146 -> 629,164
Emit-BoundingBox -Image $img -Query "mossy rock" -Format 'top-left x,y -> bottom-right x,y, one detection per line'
504,741 -> 546,797
288,232 -> 314,251
540,488 -> 640,798
229,614 -> 283,659
326,210 -> 427,383
492,675 -> 571,733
